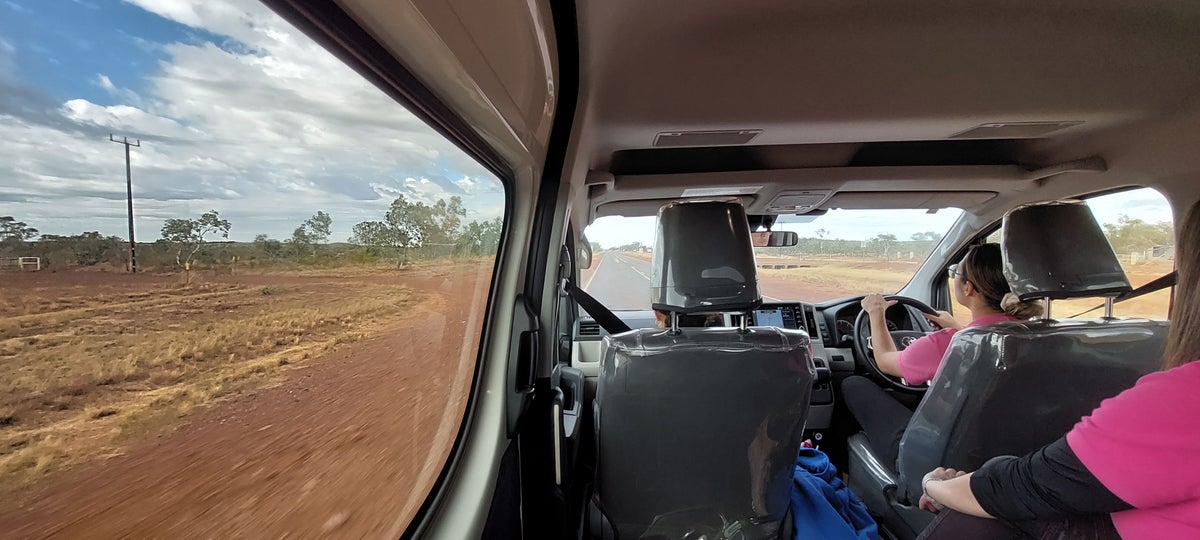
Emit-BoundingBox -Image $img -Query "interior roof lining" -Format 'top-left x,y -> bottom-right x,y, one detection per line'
608,139 -> 1029,175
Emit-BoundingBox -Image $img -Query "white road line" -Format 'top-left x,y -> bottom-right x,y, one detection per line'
583,252 -> 605,290
617,253 -> 651,281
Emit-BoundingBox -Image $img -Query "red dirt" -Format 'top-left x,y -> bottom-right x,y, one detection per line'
0,263 -> 492,538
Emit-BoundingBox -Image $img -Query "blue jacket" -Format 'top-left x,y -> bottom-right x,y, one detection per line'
791,448 -> 879,540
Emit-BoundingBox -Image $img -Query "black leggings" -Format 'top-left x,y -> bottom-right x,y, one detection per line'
841,375 -> 913,471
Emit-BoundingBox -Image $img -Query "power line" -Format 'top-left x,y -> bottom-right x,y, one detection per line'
109,134 -> 141,273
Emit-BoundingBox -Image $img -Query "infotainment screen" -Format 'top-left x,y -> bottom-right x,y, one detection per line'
752,306 -> 801,330
753,308 -> 786,328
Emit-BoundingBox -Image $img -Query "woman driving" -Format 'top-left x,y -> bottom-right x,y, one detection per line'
842,242 -> 1042,470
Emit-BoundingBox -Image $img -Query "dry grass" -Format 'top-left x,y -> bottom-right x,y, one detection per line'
0,271 -> 423,488
758,257 -> 919,294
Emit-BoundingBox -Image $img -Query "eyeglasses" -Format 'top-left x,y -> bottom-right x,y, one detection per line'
947,264 -> 959,279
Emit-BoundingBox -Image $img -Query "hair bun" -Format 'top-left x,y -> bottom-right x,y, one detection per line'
1001,291 -> 1044,319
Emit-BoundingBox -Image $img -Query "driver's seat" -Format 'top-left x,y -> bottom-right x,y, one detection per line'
847,200 -> 1169,539
590,201 -> 815,540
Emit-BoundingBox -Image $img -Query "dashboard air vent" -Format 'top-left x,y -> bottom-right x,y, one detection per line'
578,322 -> 602,337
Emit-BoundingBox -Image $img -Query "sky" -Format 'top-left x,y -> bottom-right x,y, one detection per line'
0,0 -> 503,242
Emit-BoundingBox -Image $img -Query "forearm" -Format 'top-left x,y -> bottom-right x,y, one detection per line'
925,474 -> 993,518
868,312 -> 902,376
970,439 -> 1132,520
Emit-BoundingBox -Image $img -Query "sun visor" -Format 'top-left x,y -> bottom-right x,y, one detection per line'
1002,200 -> 1132,301
651,201 -> 761,313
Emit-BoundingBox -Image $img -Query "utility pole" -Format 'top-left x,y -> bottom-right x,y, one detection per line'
110,134 -> 141,273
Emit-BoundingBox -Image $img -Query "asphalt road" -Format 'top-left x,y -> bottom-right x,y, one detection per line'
582,252 -> 790,311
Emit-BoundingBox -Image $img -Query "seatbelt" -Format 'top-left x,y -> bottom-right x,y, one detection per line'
562,279 -> 632,335
1067,271 -> 1177,318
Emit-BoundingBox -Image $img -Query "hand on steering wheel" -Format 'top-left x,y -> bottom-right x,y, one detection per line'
852,295 -> 939,392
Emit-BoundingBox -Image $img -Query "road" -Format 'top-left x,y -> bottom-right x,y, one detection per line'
581,252 -> 834,311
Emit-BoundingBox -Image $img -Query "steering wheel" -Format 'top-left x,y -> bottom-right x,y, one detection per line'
851,295 -> 939,392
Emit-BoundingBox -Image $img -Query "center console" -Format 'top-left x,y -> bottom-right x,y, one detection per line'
749,303 -> 835,432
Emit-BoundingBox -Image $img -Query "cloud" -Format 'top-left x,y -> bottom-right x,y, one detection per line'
1,0 -> 503,242
93,74 -> 143,106
4,1 -> 31,14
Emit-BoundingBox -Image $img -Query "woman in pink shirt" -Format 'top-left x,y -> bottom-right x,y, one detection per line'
842,243 -> 1043,471
918,201 -> 1200,539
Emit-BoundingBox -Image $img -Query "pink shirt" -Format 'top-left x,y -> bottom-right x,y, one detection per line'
1066,361 -> 1200,539
895,313 -> 1016,384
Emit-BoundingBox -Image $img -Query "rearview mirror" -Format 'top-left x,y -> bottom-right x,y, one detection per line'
751,231 -> 798,247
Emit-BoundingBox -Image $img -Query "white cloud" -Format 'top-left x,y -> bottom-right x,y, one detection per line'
93,74 -> 143,105
2,0 -> 502,242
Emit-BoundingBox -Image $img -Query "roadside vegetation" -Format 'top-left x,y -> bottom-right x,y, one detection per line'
0,195 -> 501,274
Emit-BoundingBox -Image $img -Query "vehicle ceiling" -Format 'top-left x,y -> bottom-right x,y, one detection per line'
334,0 -> 1200,232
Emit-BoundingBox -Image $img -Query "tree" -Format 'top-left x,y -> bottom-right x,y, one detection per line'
253,234 -> 283,258
871,233 -> 898,256
1,216 -> 38,242
428,197 -> 466,244
39,232 -> 123,266
350,195 -> 471,265
349,220 -> 409,266
911,231 -> 942,241
0,216 -> 39,253
304,211 -> 333,244
160,210 -> 232,268
455,218 -> 503,256
589,241 -> 602,253
286,211 -> 334,256
1102,215 -> 1173,255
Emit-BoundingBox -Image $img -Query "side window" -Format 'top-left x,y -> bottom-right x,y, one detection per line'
0,2 -> 502,536
1065,188 -> 1175,319
945,187 -> 1174,322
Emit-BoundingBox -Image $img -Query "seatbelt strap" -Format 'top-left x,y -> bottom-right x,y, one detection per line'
1067,271 -> 1177,318
562,279 -> 632,335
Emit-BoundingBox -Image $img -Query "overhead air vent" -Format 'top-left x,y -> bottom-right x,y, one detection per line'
950,121 -> 1083,139
654,130 -> 762,147
578,322 -> 602,337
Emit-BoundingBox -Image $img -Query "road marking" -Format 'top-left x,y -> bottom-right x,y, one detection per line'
630,266 -> 650,281
583,253 -> 604,290
617,253 -> 651,281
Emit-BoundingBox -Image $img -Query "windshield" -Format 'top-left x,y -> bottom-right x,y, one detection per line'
583,208 -> 963,310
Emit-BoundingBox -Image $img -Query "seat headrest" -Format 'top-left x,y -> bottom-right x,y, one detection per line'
651,200 -> 761,313
1002,200 -> 1131,301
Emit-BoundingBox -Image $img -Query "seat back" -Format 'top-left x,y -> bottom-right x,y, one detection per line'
597,327 -> 814,538
893,199 -> 1169,502
895,319 -> 1167,501
592,200 -> 815,538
